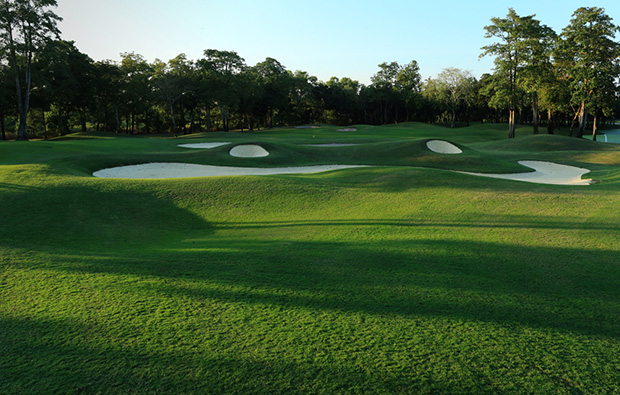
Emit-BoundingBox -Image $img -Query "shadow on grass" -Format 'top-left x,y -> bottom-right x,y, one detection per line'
3,190 -> 620,392
14,229 -> 620,341
0,182 -> 39,191
0,182 -> 212,251
0,315 -> 502,394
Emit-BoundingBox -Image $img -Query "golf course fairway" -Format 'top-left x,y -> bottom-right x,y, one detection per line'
2,123 -> 620,393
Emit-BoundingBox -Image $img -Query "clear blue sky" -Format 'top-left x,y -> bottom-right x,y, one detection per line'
56,0 -> 620,84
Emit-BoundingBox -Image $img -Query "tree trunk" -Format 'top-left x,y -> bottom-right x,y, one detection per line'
569,108 -> 579,137
450,108 -> 456,129
115,106 -> 121,133
592,114 -> 597,141
189,110 -> 195,134
42,108 -> 48,140
144,110 -> 150,133
1,113 -> 6,140
80,109 -> 87,132
508,109 -> 516,139
16,73 -> 29,140
15,57 -> 32,141
205,106 -> 212,132
383,102 -> 388,125
546,109 -> 554,134
59,107 -> 66,135
577,101 -> 586,139
180,106 -> 186,134
531,93 -> 539,134
169,102 -> 177,136
103,105 -> 108,131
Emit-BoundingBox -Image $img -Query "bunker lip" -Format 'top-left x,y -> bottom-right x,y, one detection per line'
426,140 -> 463,154
460,161 -> 592,185
178,142 -> 231,149
303,143 -> 359,147
92,163 -> 369,179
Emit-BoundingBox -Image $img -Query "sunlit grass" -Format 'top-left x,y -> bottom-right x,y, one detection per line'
2,124 -> 620,393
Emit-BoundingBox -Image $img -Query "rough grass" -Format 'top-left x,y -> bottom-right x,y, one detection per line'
2,124 -> 620,393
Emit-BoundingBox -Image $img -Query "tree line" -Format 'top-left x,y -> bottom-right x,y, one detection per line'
0,1 -> 619,141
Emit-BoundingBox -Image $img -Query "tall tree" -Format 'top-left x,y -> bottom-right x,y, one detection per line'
0,0 -> 61,140
481,8 -> 554,138
286,70 -> 320,126
34,40 -> 95,135
0,62 -> 13,140
371,62 -> 400,124
396,60 -> 422,121
556,7 -> 620,140
536,67 -> 562,134
424,68 -> 476,128
252,57 -> 290,128
92,60 -> 123,132
119,52 -> 152,134
198,49 -> 246,131
321,76 -> 360,125
518,23 -> 556,134
152,54 -> 196,135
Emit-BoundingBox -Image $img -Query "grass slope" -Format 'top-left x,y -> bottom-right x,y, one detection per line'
2,124 -> 620,393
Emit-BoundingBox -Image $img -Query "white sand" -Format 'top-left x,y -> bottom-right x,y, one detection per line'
461,161 -> 591,185
426,140 -> 463,154
296,125 -> 320,129
337,128 -> 357,132
93,163 -> 368,179
178,142 -> 231,149
92,158 -> 591,186
303,143 -> 359,147
229,144 -> 269,158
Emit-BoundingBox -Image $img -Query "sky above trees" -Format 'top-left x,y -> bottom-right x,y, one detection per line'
50,0 -> 620,84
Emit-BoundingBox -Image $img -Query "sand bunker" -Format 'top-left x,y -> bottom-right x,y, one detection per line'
93,163 -> 368,179
303,143 -> 359,147
296,125 -> 320,129
461,161 -> 591,185
426,140 -> 463,154
178,142 -> 230,149
337,128 -> 357,132
229,145 -> 269,158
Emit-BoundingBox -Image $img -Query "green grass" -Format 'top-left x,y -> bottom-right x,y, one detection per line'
2,123 -> 620,393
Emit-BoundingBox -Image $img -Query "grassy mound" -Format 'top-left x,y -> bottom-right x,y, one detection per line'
472,133 -> 617,152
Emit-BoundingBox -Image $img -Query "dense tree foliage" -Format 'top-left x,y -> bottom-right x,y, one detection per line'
0,4 -> 618,140
424,68 -> 476,128
556,7 -> 620,140
481,8 -> 557,138
0,0 -> 61,140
